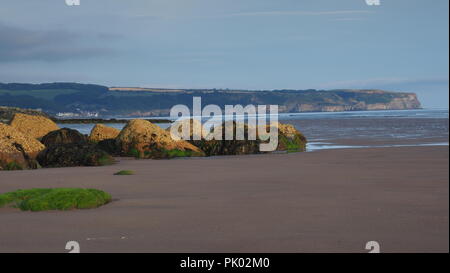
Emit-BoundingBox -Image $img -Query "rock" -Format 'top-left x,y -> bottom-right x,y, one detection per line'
9,113 -> 59,139
0,123 -> 45,170
271,122 -> 307,152
40,128 -> 88,147
89,124 -> 120,142
37,143 -> 114,168
189,121 -> 261,156
0,106 -> 51,124
186,121 -> 307,155
166,118 -> 209,140
97,138 -> 121,156
192,138 -> 261,156
116,119 -> 205,159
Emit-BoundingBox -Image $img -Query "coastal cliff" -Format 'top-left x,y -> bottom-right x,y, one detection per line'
0,83 -> 421,117
281,90 -> 421,112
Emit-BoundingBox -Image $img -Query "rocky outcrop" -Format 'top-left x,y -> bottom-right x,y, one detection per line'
37,143 -> 114,168
9,113 -> 59,139
0,106 -> 50,124
40,128 -> 88,147
0,123 -> 45,170
188,121 -> 261,156
89,124 -> 120,142
166,118 -> 209,140
97,139 -> 121,156
116,119 -> 205,159
170,120 -> 307,156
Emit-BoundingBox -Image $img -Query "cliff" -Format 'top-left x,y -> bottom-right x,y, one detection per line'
280,90 -> 421,112
0,83 -> 421,117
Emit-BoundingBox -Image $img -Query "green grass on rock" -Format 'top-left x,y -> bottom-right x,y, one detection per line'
0,188 -> 111,211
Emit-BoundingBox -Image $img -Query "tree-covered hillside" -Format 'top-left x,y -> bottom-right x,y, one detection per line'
0,82 -> 421,117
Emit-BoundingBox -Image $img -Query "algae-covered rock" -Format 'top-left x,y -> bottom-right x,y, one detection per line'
188,121 -> 261,156
185,121 -> 307,155
37,143 -> 114,168
0,123 -> 45,170
272,122 -> 307,152
0,106 -> 51,124
116,119 -> 204,159
97,138 -> 121,156
40,128 -> 88,147
89,124 -> 120,142
9,113 -> 59,139
166,118 -> 209,140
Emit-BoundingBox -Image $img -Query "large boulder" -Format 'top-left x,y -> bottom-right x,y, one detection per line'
188,121 -> 261,156
0,123 -> 45,170
0,106 -> 51,124
173,120 -> 307,156
37,143 -> 114,168
89,124 -> 120,142
9,113 -> 59,139
40,128 -> 88,147
116,119 -> 205,159
97,138 -> 121,156
166,118 -> 209,140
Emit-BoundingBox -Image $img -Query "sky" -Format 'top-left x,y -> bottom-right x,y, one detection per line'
0,0 -> 448,108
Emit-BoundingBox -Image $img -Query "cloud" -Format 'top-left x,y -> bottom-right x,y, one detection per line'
221,10 -> 373,18
0,23 -> 115,62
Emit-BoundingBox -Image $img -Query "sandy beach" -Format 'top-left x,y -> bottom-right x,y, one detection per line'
0,145 -> 448,253
1,0 -> 448,259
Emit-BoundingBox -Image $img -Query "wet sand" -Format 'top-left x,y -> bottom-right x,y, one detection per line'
0,146 -> 448,253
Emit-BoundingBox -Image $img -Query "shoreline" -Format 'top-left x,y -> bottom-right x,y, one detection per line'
53,118 -> 173,124
2,108 -> 444,125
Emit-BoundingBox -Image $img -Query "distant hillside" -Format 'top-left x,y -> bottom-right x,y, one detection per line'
0,82 -> 421,117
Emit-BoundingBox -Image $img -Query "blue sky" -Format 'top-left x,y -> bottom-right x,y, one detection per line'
0,0 -> 448,108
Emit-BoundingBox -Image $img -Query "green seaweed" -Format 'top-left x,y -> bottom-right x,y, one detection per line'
129,147 -> 141,159
0,188 -> 111,211
4,161 -> 24,171
97,154 -> 114,166
166,149 -> 194,158
114,170 -> 134,175
279,134 -> 306,153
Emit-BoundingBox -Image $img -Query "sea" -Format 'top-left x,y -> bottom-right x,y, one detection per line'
58,109 -> 449,152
